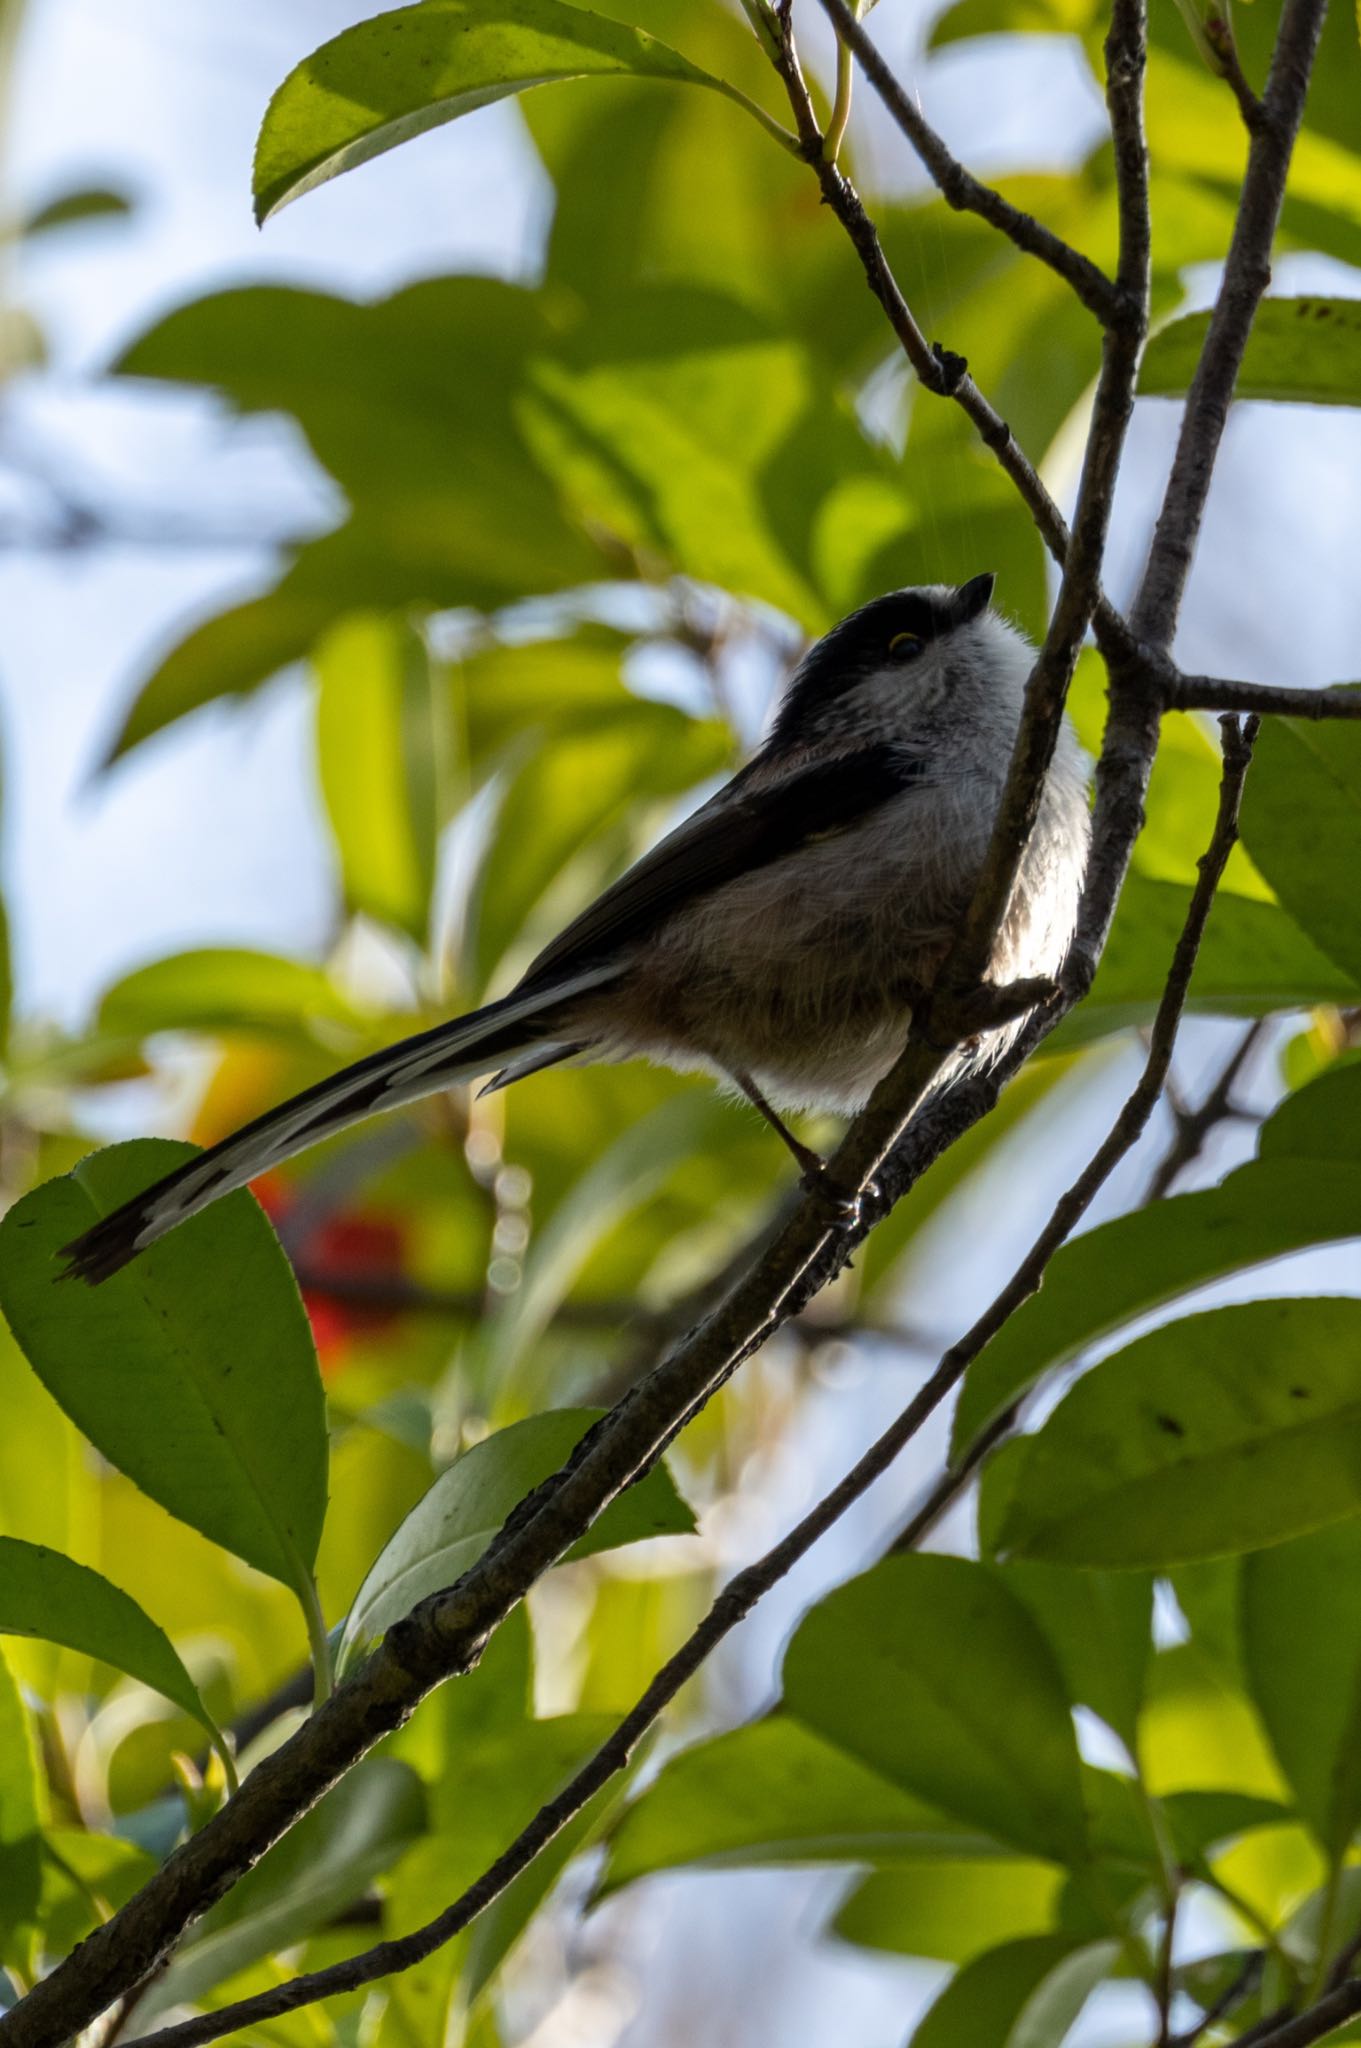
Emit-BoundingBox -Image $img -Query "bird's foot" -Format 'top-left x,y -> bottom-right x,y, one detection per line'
800,1163 -> 877,1229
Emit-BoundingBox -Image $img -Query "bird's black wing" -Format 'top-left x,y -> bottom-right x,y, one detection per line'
520,743 -> 927,993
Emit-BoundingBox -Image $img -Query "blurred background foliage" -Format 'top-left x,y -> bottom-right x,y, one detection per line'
2,0 -> 1361,2039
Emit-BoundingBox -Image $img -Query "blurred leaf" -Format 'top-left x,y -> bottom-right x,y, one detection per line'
1242,1522 -> 1361,1861
315,613 -> 444,943
1239,710 -> 1361,983
955,1158 -> 1361,1450
34,1830 -> 155,1956
147,1760 -> 424,2012
252,0 -> 789,225
0,1140 -> 328,1595
1142,298 -> 1361,407
1054,874 -> 1360,1047
996,1299 -> 1361,1567
0,1538 -> 228,1760
834,1860 -> 1065,1964
465,700 -> 728,988
600,1718 -> 982,1896
109,281 -> 605,755
522,285 -> 902,626
0,1645 -> 41,1935
385,1711 -> 618,2009
907,1935 -> 1118,2048
783,1557 -> 1089,1864
338,1408 -> 693,1671
17,186 -> 133,236
97,948 -> 367,1043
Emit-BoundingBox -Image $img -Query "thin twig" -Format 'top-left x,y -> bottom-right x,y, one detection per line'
1130,0 -> 1329,647
814,0 -> 1125,326
1174,674 -> 1361,720
1238,1981 -> 1361,2047
1168,1950 -> 1265,2047
111,720 -> 1258,2048
1142,1017 -> 1266,1201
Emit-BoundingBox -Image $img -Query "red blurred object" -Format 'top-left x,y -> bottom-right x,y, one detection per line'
252,1174 -> 406,1371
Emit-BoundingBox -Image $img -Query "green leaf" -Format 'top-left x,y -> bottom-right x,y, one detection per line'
1239,712 -> 1361,983
0,1140 -> 328,1596
1259,1055 -> 1361,1165
147,1760 -> 424,2011
465,701 -> 729,989
1142,299 -> 1361,407
252,0 -> 791,224
1054,873 -> 1361,1047
996,1299 -> 1361,1568
18,186 -> 133,237
1242,1522 -> 1361,1861
782,1556 -> 1090,1865
339,1408 -> 694,1672
96,947 -> 366,1042
982,1449 -> 1152,1754
834,1860 -> 1065,1964
907,1935 -> 1118,2048
0,1538 -> 230,1767
0,1645 -> 41,1933
315,612 -> 444,943
954,1157 -> 1361,1450
600,1718 -> 983,1896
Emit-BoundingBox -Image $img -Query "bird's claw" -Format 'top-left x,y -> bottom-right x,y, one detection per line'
801,1166 -> 876,1228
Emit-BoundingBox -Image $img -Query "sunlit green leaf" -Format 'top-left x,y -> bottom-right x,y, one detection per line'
252,0 -> 792,223
1239,711 -> 1361,983
1243,1522 -> 1361,1862
315,612 -> 444,943
0,1645 -> 41,1934
997,1299 -> 1361,1567
97,948 -> 366,1043
955,1159 -> 1361,1450
0,1539 -> 228,1763
338,1408 -> 694,1671
0,1141 -> 328,1594
834,1860 -> 1065,1964
783,1557 -> 1089,1864
1142,298 -> 1361,407
600,1718 -> 981,1896
1055,874 -> 1360,1046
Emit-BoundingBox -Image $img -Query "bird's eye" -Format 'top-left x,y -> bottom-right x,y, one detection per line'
888,631 -> 922,657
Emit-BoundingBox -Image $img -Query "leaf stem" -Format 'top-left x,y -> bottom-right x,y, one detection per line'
822,0 -> 859,163
712,77 -> 803,157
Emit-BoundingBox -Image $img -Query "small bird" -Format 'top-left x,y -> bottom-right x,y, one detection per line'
63,574 -> 1089,1284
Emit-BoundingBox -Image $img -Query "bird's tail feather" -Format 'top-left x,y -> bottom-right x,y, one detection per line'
60,971 -> 614,1284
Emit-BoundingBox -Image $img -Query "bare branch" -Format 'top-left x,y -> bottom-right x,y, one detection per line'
1130,0 -> 1329,646
812,0 -> 1125,325
1238,1981 -> 1361,2047
1174,674 -> 1361,719
113,718 -> 1259,2048
1142,1017 -> 1265,1201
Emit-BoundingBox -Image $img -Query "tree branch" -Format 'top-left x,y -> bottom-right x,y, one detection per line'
1129,0 -> 1328,647
1237,1981 -> 1361,2048
812,0 -> 1126,325
1142,1016 -> 1265,1201
113,719 -> 1259,2048
1173,674 -> 1361,719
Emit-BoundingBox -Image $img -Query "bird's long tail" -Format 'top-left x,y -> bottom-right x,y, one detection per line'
60,971 -> 613,1284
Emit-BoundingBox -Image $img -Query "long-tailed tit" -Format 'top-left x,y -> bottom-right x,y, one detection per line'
63,574 -> 1089,1283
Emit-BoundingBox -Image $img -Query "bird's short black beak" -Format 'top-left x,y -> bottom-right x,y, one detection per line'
952,571 -> 996,624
